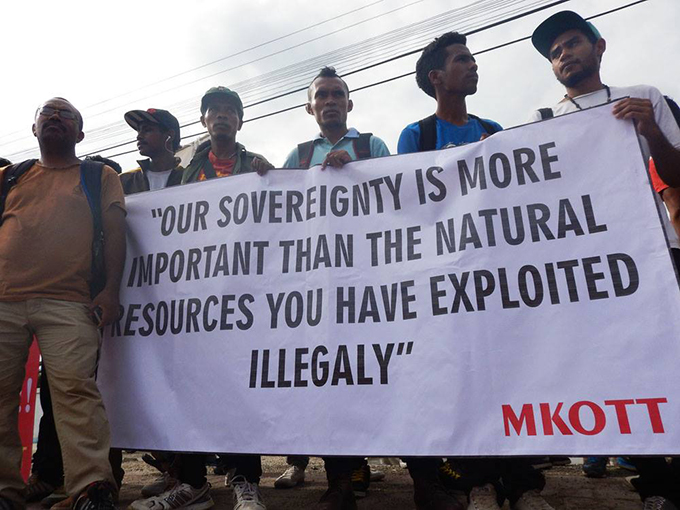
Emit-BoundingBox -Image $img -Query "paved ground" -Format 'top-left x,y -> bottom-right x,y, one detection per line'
105,455 -> 642,510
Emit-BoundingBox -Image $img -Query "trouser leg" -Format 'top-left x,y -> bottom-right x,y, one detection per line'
322,457 -> 364,476
219,455 -> 262,484
32,299 -> 114,497
452,457 -> 505,505
176,454 -> 207,489
630,456 -> 680,506
109,449 -> 124,489
499,457 -> 545,505
0,301 -> 33,508
286,456 -> 310,469
31,364 -> 65,487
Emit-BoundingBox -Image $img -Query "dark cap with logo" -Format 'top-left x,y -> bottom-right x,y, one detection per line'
532,11 -> 602,60
200,86 -> 244,118
124,108 -> 181,149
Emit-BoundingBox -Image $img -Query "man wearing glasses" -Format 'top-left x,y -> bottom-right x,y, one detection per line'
0,98 -> 126,510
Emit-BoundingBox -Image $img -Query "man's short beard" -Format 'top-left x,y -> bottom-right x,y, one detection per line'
557,67 -> 595,88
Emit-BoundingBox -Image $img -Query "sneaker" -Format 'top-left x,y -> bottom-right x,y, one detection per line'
141,473 -> 178,498
24,474 -> 57,503
314,474 -> 356,510
643,496 -> 679,510
42,487 -> 69,508
274,465 -> 305,489
616,457 -> 638,472
468,484 -> 501,510
582,457 -> 607,478
231,476 -> 266,510
369,467 -> 385,482
351,462 -> 370,498
439,460 -> 463,491
412,475 -> 464,510
511,490 -> 554,510
50,496 -> 74,510
74,482 -> 115,510
129,482 -> 214,510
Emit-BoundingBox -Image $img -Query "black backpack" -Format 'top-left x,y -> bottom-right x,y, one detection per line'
417,113 -> 500,152
297,133 -> 373,169
0,159 -> 106,298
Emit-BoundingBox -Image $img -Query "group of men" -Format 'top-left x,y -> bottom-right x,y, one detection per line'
1,9 -> 680,510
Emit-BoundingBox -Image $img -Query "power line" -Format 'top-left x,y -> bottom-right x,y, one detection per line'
3,0 -> 549,156
99,0 -> 651,160
3,0 -> 652,162
79,0 -> 569,159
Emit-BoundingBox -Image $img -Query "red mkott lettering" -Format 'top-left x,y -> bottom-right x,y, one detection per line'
502,398 -> 668,436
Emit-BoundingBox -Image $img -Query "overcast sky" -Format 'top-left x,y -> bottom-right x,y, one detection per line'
2,0 -> 678,170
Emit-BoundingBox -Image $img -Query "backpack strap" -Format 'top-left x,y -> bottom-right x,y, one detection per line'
297,140 -> 316,169
80,159 -> 106,298
538,108 -> 554,120
0,159 -> 38,226
418,114 -> 438,152
352,133 -> 373,160
468,114 -> 500,135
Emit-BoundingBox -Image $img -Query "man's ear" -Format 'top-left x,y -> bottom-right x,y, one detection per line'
200,115 -> 207,128
76,131 -> 85,144
32,124 -> 37,138
237,119 -> 243,131
428,69 -> 441,88
347,99 -> 353,113
595,38 -> 606,60
305,103 -> 313,116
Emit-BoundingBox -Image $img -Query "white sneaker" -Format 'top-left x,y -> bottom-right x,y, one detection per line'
231,476 -> 266,510
274,465 -> 306,489
468,484 -> 501,510
512,490 -> 554,510
643,496 -> 680,510
141,473 -> 178,498
129,482 -> 213,510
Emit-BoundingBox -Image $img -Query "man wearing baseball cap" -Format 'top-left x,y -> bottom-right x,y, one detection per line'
529,10 -> 680,510
529,10 -> 680,188
121,108 -> 184,193
182,86 -> 272,183
176,86 -> 270,510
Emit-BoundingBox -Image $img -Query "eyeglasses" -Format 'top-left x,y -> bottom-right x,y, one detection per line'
38,106 -> 78,120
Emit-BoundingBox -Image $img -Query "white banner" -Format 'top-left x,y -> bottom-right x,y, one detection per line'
99,104 -> 680,456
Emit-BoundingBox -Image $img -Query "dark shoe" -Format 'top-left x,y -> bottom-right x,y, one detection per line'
350,461 -> 370,499
41,486 -> 69,508
582,457 -> 607,478
0,496 -> 18,510
438,460 -> 463,491
73,482 -> 115,510
23,474 -> 57,503
413,475 -> 464,510
314,472 -> 357,510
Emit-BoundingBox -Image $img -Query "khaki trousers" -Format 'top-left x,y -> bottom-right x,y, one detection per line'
0,299 -> 114,507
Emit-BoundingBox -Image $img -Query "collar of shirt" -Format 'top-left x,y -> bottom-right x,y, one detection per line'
313,127 -> 360,147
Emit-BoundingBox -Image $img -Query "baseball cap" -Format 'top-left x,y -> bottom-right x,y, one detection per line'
200,86 -> 244,118
124,108 -> 181,148
532,11 -> 602,60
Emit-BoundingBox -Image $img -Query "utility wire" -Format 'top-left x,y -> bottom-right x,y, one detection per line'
5,0 -> 548,154
4,0 -> 651,161
99,0 -> 651,160
82,0 -> 568,157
